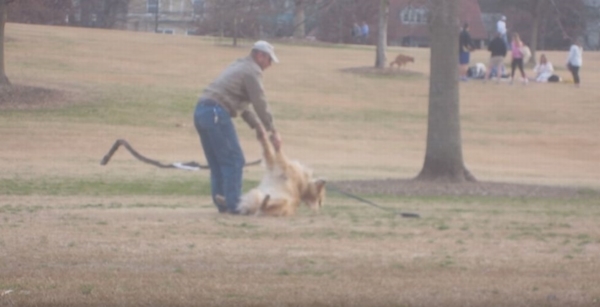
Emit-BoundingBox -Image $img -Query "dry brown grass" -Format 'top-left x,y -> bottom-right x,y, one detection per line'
2,195 -> 599,307
1,23 -> 599,306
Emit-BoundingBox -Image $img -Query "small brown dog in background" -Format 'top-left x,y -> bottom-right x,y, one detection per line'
389,54 -> 415,69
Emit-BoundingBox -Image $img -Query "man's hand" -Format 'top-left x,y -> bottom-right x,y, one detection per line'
269,130 -> 281,151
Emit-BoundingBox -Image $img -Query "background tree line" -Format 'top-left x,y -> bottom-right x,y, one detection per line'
2,0 -> 599,95
6,0 -> 129,28
3,0 -> 599,51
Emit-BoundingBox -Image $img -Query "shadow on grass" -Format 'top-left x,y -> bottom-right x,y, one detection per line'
340,66 -> 426,80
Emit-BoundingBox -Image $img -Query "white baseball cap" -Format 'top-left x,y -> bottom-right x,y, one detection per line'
252,40 -> 279,63
501,15 -> 506,21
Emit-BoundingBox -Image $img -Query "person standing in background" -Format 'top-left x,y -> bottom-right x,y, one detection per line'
361,21 -> 369,43
567,37 -> 583,88
497,15 -> 509,50
459,23 -> 474,82
484,32 -> 507,83
509,33 -> 528,85
352,22 -> 361,43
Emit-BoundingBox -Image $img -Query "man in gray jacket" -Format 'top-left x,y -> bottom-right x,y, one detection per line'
194,41 -> 281,214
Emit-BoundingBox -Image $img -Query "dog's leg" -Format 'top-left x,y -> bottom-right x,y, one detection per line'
256,123 -> 288,172
256,125 -> 276,170
259,198 -> 294,217
238,189 -> 265,215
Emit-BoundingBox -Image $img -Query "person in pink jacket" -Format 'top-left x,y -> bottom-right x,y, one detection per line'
510,33 -> 528,85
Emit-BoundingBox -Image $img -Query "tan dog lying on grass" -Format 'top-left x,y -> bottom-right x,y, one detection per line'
217,125 -> 326,217
389,54 -> 415,68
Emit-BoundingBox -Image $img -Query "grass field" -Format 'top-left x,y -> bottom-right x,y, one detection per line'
1,23 -> 599,306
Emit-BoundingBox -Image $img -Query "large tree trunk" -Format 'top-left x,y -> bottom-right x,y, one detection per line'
374,0 -> 389,68
293,0 -> 305,38
416,0 -> 475,182
0,0 -> 10,86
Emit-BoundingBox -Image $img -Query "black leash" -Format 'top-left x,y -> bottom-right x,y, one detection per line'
100,139 -> 419,219
328,183 -> 420,218
100,139 -> 261,170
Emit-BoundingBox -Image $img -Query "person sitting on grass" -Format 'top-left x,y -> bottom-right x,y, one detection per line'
532,54 -> 555,83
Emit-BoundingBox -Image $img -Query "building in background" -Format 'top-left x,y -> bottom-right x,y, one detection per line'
126,0 -> 202,34
387,0 -> 487,47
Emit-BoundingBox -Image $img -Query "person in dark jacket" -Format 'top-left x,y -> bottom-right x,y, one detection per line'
459,23 -> 475,81
484,32 -> 508,82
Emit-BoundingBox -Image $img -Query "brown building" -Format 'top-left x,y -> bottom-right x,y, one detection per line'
387,0 -> 487,47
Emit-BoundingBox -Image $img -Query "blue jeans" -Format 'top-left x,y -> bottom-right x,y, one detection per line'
459,51 -> 470,65
193,99 -> 245,212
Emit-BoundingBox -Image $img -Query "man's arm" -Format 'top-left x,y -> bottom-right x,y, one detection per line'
243,72 -> 281,150
243,73 -> 274,132
241,110 -> 259,130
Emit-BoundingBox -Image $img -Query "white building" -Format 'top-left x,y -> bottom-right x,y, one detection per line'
127,0 -> 204,34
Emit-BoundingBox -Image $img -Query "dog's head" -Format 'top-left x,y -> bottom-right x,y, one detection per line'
301,179 -> 326,211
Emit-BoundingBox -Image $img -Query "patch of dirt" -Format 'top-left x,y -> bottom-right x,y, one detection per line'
341,66 -> 424,79
0,84 -> 73,110
333,178 -> 597,199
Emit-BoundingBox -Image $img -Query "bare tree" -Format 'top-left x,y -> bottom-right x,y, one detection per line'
0,0 -> 14,86
501,0 -> 549,64
316,0 -> 378,43
289,0 -> 337,39
374,0 -> 389,68
100,0 -> 129,29
416,0 -> 475,182
528,0 -> 547,64
7,0 -> 70,25
197,0 -> 268,46
293,0 -> 306,38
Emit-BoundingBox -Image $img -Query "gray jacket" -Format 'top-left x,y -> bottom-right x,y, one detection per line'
201,55 -> 274,132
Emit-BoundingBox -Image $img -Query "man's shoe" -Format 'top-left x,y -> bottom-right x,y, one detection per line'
215,195 -> 228,213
